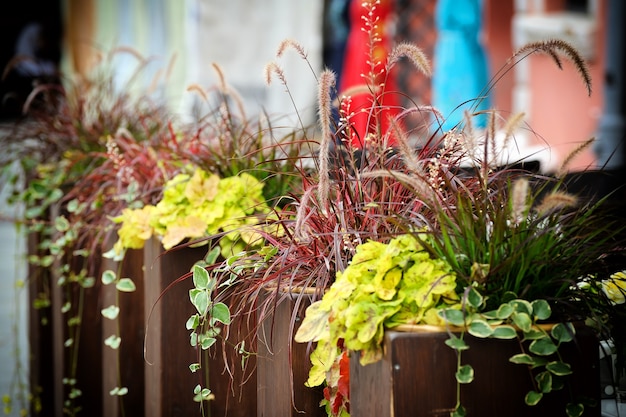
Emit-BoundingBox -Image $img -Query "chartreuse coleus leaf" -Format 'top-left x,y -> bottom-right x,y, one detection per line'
297,234 -> 461,386
294,301 -> 331,343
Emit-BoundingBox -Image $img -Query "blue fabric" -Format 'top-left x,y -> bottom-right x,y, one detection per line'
432,0 -> 491,132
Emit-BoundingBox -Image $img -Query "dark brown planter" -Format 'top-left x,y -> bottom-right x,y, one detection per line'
350,326 -> 600,417
101,247 -> 145,417
30,224 -> 106,417
257,290 -> 327,417
143,238 -> 256,417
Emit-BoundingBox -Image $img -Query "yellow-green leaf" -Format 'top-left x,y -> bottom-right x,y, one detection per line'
294,302 -> 330,343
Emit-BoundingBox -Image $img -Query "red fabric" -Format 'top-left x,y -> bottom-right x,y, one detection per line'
339,0 -> 400,148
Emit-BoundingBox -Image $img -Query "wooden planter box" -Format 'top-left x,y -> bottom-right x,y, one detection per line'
143,238 -> 256,417
28,233 -> 257,417
257,290 -> 326,417
350,327 -> 600,417
27,229 -> 106,417
101,247 -> 146,417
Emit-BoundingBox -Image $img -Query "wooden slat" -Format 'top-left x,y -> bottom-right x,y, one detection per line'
350,327 -> 601,417
257,292 -> 326,417
101,274 -> 119,417
50,206 -> 65,417
101,247 -> 145,417
27,232 -> 55,417
144,238 -> 257,417
143,238 -> 163,417
118,248 -> 146,417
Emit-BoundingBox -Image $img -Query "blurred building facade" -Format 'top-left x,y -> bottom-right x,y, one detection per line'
2,0 -> 621,171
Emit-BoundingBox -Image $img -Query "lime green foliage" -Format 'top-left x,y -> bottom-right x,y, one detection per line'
112,166 -> 272,256
295,234 -> 460,386
601,271 -> 626,305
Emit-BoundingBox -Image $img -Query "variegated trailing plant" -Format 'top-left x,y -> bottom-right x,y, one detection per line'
1,44 -> 310,415
0,47 -> 181,416
107,63 -> 313,409
199,16 -> 626,417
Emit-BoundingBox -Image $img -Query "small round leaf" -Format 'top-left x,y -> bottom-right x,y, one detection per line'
439,309 -> 465,327
186,314 -> 200,330
211,302 -> 231,325
102,270 -> 116,285
101,305 -> 120,320
190,290 -> 209,316
510,299 -> 532,315
491,325 -> 517,339
512,312 -> 532,333
531,299 -> 551,320
466,287 -> 483,309
104,335 -> 121,349
529,336 -> 558,356
116,278 -> 136,292
566,402 -> 584,417
551,322 -> 575,343
444,335 -> 470,351
456,364 -> 474,384
496,303 -> 514,319
468,319 -> 493,338
193,265 -> 210,290
546,361 -> 572,376
525,390 -> 543,406
200,335 -> 216,350
536,371 -> 552,393
523,327 -> 546,340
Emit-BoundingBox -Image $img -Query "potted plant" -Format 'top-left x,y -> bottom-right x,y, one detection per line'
1,45 -> 309,417
290,38 -> 626,417
106,64 -> 311,417
0,46 -> 182,417
198,9 -> 626,417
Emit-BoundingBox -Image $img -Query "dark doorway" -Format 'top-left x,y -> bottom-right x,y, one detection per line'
0,0 -> 63,120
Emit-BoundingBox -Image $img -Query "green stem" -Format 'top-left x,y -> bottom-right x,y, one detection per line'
204,347 -> 211,417
455,333 -> 464,411
115,259 -> 126,417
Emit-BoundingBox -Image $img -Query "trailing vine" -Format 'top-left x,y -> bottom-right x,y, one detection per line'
439,288 -> 584,417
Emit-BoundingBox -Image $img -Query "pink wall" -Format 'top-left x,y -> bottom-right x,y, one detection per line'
484,0 -> 514,115
484,0 -> 606,172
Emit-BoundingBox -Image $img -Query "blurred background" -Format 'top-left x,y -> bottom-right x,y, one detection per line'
1,1 -> 624,416
1,0 -> 621,170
